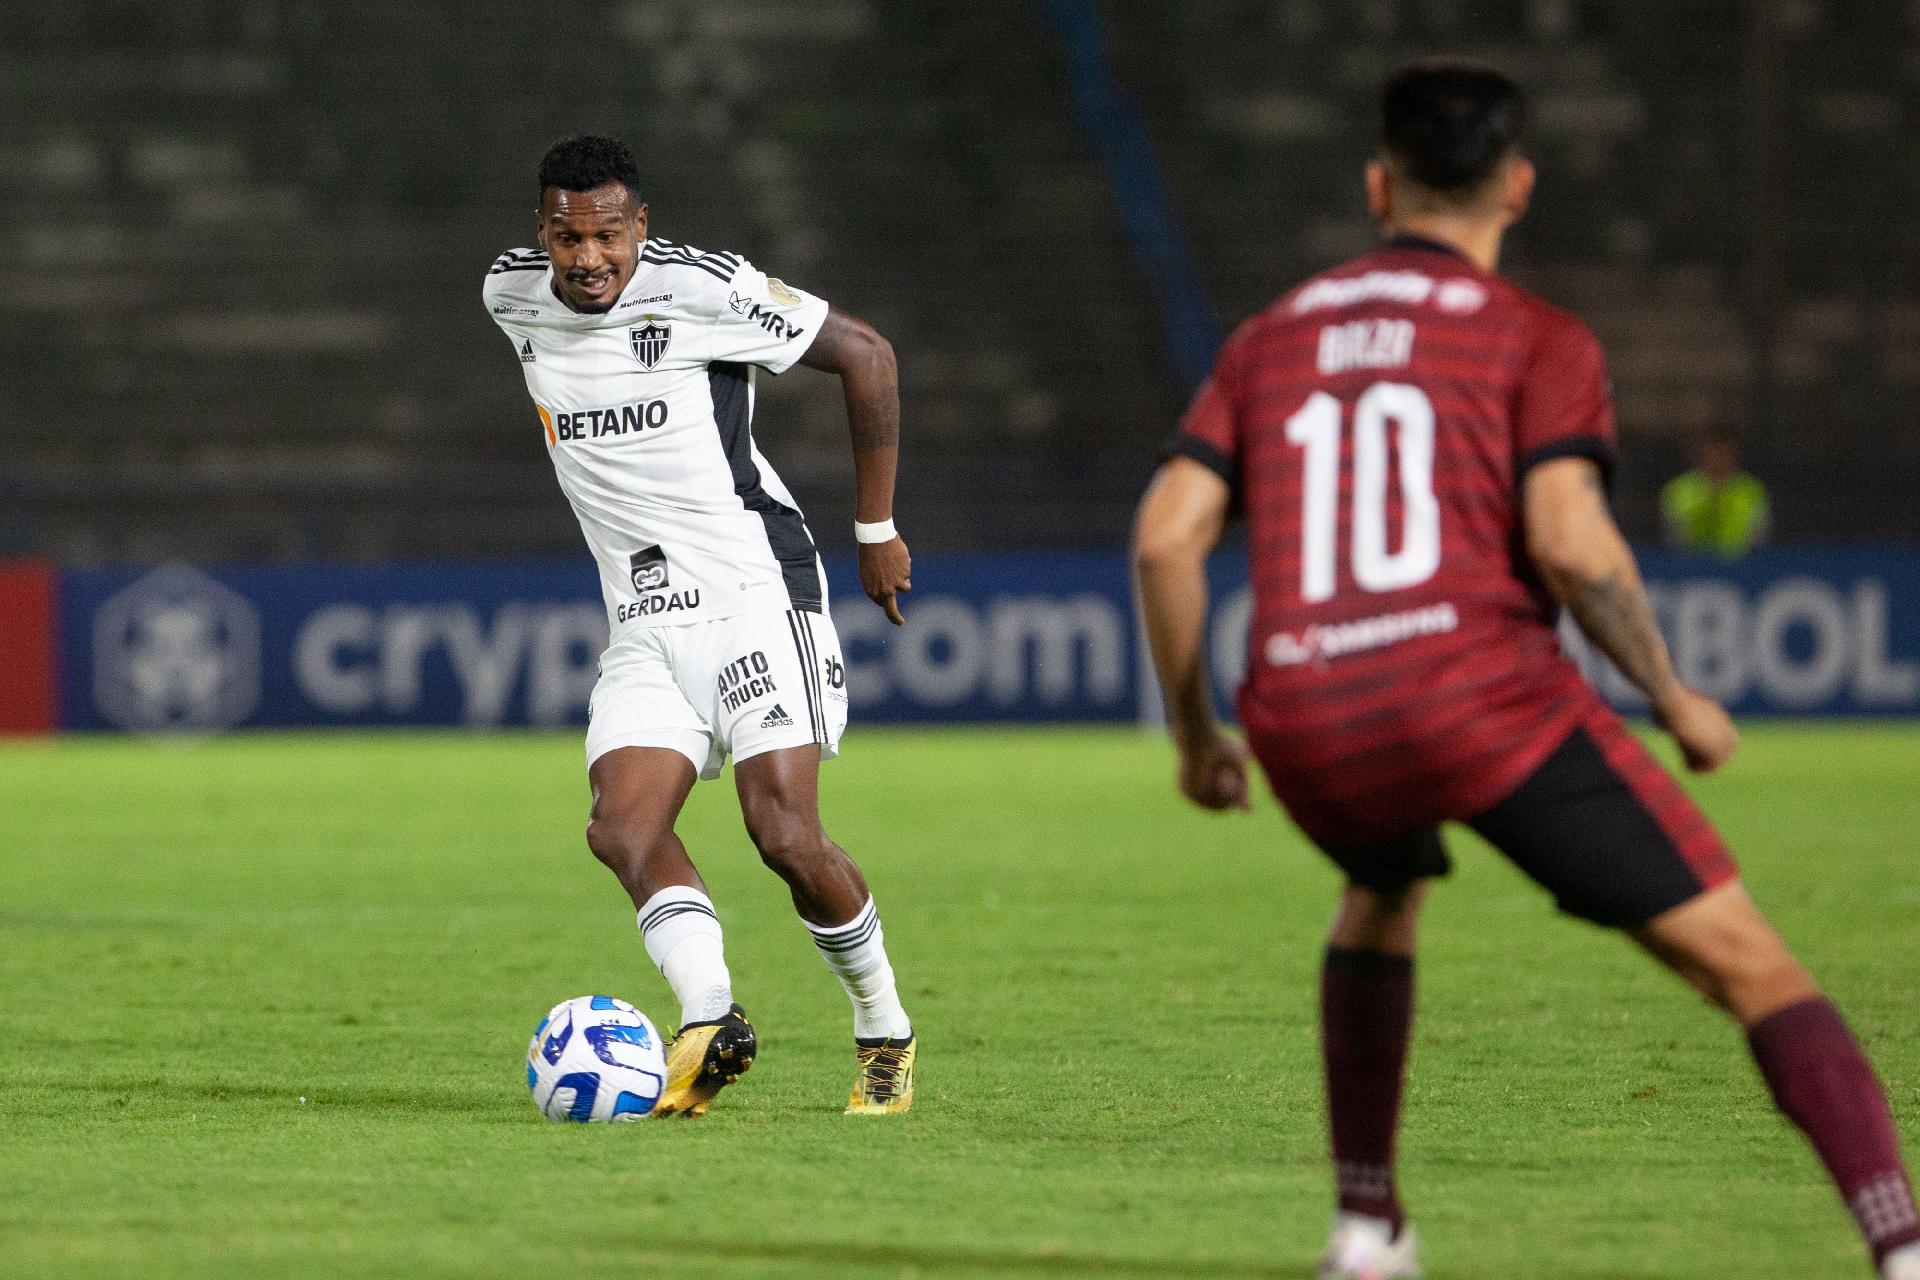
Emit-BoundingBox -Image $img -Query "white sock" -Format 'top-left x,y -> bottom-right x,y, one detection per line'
805,896 -> 911,1041
637,886 -> 733,1029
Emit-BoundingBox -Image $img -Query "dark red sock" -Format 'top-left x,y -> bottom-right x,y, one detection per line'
1749,996 -> 1919,1265
1321,946 -> 1415,1230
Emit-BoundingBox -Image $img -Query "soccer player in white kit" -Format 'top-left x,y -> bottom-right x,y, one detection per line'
485,135 -> 916,1115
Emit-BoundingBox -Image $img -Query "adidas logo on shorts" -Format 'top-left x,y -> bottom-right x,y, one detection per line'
760,704 -> 795,729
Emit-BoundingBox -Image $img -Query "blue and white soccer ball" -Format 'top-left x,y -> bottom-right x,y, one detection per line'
525,995 -> 667,1122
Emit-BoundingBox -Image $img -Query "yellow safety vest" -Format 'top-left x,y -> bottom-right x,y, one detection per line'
1660,470 -> 1770,557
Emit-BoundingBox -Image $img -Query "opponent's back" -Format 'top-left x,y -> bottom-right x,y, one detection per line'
1172,236 -> 1617,841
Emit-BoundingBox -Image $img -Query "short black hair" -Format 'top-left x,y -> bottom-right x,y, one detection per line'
537,134 -> 643,201
1379,60 -> 1525,197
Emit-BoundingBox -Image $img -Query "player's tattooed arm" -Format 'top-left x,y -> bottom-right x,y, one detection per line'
1524,458 -> 1738,771
1563,568 -> 1673,700
799,305 -> 910,624
1524,459 -> 1679,702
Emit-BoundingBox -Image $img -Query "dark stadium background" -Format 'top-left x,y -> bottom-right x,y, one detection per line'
6,11 -> 1920,1278
5,0 -> 1917,564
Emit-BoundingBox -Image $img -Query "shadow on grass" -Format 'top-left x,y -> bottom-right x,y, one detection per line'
631,1235 -> 1306,1278
27,1075 -> 515,1117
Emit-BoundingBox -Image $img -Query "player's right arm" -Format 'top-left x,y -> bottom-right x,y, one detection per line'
1132,456 -> 1249,812
1523,457 -> 1738,772
798,305 -> 910,626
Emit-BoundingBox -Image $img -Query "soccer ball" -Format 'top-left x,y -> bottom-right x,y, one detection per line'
525,995 -> 668,1122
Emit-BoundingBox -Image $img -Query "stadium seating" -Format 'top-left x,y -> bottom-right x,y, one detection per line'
4,0 -> 1915,559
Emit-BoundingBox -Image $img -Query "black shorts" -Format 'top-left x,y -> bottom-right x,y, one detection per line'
1310,718 -> 1738,929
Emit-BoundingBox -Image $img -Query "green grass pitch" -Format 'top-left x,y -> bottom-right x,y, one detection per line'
2,724 -> 1916,1279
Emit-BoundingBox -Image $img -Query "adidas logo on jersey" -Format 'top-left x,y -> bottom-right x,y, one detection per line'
519,338 -> 536,364
760,704 -> 795,729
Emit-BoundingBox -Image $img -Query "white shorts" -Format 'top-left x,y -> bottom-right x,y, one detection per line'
586,608 -> 848,780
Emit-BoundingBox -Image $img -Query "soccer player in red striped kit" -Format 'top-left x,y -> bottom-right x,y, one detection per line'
1133,61 -> 1917,1280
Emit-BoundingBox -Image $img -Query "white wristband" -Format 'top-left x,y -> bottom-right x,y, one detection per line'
854,518 -> 898,545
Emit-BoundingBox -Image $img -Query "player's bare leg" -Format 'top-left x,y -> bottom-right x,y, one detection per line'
1318,879 -> 1429,1279
587,746 -> 755,1116
735,745 -> 869,924
736,745 -> 915,1113
1329,879 -> 1429,954
1633,880 -> 1817,1023
586,747 -> 701,906
1637,881 -> 1919,1274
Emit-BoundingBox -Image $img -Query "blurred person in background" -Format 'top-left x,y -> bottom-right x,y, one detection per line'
1661,433 -> 1771,557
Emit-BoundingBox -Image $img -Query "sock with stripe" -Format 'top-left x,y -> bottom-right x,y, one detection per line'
637,886 -> 734,1030
1321,946 -> 1415,1234
806,896 -> 912,1042
1748,997 -> 1920,1267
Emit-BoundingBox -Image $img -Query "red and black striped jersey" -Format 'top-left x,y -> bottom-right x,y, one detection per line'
1173,236 -> 1616,844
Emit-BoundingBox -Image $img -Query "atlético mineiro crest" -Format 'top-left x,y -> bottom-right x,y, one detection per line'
629,322 -> 670,369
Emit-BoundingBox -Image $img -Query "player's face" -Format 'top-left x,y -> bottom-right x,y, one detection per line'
539,182 -> 647,313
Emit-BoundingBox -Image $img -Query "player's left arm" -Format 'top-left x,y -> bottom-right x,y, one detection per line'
1524,457 -> 1738,772
799,306 -> 909,626
1132,457 -> 1250,812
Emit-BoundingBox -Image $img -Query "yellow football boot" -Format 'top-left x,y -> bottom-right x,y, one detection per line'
845,1033 -> 916,1114
653,1003 -> 756,1117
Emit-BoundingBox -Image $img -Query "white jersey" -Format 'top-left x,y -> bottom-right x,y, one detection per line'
482,237 -> 832,632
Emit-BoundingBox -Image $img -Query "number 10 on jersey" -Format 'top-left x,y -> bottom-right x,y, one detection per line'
1283,381 -> 1441,603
